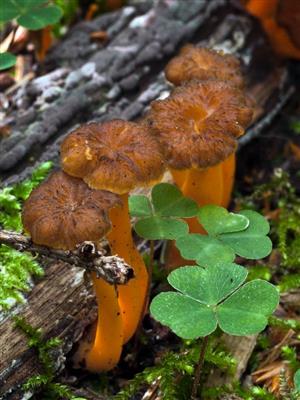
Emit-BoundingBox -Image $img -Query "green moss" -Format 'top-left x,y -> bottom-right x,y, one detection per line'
203,383 -> 276,400
247,265 -> 272,282
114,339 -> 236,400
0,162 -> 53,311
0,161 -> 53,232
269,316 -> 300,331
278,274 -> 300,293
277,208 -> 300,269
15,317 -> 85,400
0,245 -> 43,311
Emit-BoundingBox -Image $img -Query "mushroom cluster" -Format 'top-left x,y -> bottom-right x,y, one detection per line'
145,45 -> 253,268
22,45 -> 254,372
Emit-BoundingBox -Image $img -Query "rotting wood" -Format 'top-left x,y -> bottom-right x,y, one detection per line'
0,262 -> 97,400
206,334 -> 258,387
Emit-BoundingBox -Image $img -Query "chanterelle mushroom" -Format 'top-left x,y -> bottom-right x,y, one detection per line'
61,120 -> 165,344
22,170 -> 119,250
165,45 -> 244,88
146,79 -> 253,226
146,79 -> 253,269
22,170 -> 124,372
164,45 -> 252,209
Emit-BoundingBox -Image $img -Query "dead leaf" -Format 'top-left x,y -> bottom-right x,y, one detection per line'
289,141 -> 300,161
0,125 -> 11,138
90,31 -> 108,42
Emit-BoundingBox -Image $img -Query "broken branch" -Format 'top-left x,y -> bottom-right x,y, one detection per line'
0,229 -> 134,285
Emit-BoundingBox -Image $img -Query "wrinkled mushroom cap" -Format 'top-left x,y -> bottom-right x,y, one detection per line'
22,171 -> 121,250
61,120 -> 165,194
146,80 -> 253,170
165,45 -> 244,87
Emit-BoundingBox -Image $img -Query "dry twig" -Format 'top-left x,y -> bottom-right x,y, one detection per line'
0,229 -> 134,285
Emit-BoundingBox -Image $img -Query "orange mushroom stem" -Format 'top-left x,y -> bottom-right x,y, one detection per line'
245,0 -> 300,59
107,194 -> 149,343
78,274 -> 123,372
171,153 -> 235,209
61,120 -> 165,347
21,171 -> 124,372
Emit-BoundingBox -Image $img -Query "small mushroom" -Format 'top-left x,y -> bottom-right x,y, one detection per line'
22,170 -> 124,372
146,79 -> 253,223
165,45 -> 244,88
61,120 -> 165,343
164,46 -> 248,209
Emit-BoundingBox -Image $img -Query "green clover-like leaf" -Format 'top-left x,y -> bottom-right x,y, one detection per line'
150,292 -> 217,339
21,0 -> 48,7
0,52 -> 17,71
18,5 -> 62,30
150,264 -> 279,339
176,234 -> 235,267
129,195 -> 152,217
0,0 -> 19,23
217,280 -> 279,335
130,183 -> 198,240
152,183 -> 198,218
219,210 -> 272,259
168,264 -> 247,305
0,0 -> 53,24
294,369 -> 300,391
198,205 -> 249,236
134,216 -> 189,240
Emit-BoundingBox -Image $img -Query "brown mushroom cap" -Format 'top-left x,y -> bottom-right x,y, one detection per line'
61,120 -> 165,194
146,80 -> 253,170
165,45 -> 244,87
22,170 -> 121,250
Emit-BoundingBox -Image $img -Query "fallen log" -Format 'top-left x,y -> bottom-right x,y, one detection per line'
0,0 -> 296,398
1,0 -> 292,186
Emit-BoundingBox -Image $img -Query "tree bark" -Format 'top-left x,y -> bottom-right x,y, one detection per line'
0,262 -> 97,399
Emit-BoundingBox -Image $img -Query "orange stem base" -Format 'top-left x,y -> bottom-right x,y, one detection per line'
73,273 -> 123,372
107,194 -> 149,344
167,155 -> 236,270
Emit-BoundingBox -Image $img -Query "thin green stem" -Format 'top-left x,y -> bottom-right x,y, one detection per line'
133,240 -> 155,348
148,240 -> 155,288
191,336 -> 209,400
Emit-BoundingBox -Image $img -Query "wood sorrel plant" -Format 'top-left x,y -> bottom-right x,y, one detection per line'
129,182 -> 279,399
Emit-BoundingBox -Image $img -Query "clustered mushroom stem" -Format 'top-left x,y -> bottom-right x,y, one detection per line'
172,161 -> 231,211
220,153 -> 236,208
171,155 -> 236,230
167,162 -> 228,270
173,164 -> 224,228
77,274 -> 123,372
107,193 -> 149,344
